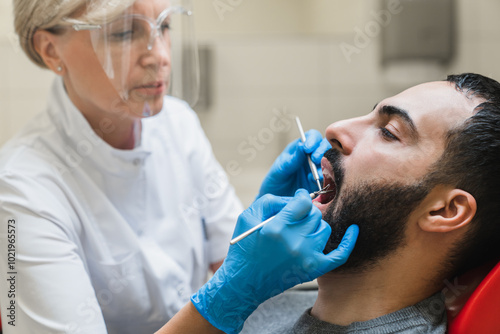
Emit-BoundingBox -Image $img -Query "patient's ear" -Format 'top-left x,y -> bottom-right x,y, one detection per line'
417,187 -> 477,233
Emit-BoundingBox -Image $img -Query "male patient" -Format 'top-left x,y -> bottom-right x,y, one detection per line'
243,72 -> 500,333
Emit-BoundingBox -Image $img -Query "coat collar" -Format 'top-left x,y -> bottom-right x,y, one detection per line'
47,77 -> 152,177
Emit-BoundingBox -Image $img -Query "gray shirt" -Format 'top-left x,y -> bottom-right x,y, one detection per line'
242,290 -> 446,333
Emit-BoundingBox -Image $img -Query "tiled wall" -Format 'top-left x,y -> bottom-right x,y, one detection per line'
195,34 -> 386,206
2,0 -> 500,207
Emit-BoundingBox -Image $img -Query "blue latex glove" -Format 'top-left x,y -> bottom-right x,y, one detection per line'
191,189 -> 358,334
258,130 -> 332,198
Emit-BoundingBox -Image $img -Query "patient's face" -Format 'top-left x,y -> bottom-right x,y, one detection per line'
314,81 -> 479,271
320,149 -> 430,272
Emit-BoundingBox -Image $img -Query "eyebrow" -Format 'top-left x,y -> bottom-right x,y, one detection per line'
374,103 -> 419,141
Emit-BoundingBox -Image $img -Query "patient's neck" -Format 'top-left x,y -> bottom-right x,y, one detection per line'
312,258 -> 442,326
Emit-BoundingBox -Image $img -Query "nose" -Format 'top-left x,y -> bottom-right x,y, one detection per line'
325,116 -> 368,155
140,33 -> 171,70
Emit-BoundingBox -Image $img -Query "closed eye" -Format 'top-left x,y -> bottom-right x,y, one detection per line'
111,30 -> 134,40
160,23 -> 170,34
380,127 -> 399,141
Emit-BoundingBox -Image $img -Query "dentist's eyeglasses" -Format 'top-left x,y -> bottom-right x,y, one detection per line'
71,6 -> 191,51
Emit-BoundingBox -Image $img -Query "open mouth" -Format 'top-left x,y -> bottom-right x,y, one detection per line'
317,174 -> 337,205
313,158 -> 338,213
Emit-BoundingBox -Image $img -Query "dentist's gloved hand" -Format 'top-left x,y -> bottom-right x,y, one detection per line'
191,189 -> 358,334
257,129 -> 331,198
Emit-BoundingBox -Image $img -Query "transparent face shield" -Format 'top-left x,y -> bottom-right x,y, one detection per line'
72,0 -> 199,117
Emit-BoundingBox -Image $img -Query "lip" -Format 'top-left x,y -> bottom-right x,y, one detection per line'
313,157 -> 337,214
133,81 -> 166,97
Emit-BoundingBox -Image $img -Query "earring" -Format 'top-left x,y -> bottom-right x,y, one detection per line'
57,66 -> 62,72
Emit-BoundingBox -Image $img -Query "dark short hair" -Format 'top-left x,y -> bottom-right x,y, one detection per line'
426,73 -> 500,276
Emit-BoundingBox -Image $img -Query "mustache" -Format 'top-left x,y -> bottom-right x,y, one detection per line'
323,148 -> 345,192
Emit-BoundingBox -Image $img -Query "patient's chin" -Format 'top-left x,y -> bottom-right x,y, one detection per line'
322,181 -> 429,274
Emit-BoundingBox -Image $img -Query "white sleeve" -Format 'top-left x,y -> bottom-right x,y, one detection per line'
0,173 -> 108,333
186,114 -> 243,264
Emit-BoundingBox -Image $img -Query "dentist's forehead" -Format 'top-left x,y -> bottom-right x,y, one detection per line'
131,0 -> 170,9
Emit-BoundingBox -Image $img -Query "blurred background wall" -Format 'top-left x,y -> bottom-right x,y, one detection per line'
1,0 -> 499,207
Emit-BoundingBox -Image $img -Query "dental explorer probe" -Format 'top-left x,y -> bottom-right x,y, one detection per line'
295,117 -> 323,192
229,185 -> 333,245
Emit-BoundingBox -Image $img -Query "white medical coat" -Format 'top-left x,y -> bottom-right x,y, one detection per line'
0,78 -> 242,333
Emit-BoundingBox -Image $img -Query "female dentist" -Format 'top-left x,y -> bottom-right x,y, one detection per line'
0,0 -> 333,333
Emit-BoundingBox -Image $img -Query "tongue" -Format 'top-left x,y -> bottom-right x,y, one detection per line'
319,191 -> 335,204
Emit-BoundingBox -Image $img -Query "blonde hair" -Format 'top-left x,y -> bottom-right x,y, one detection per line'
14,0 -> 135,69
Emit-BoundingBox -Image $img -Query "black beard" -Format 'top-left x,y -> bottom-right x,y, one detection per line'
322,149 -> 430,273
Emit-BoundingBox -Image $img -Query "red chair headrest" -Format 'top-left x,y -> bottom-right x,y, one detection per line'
446,260 -> 500,334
